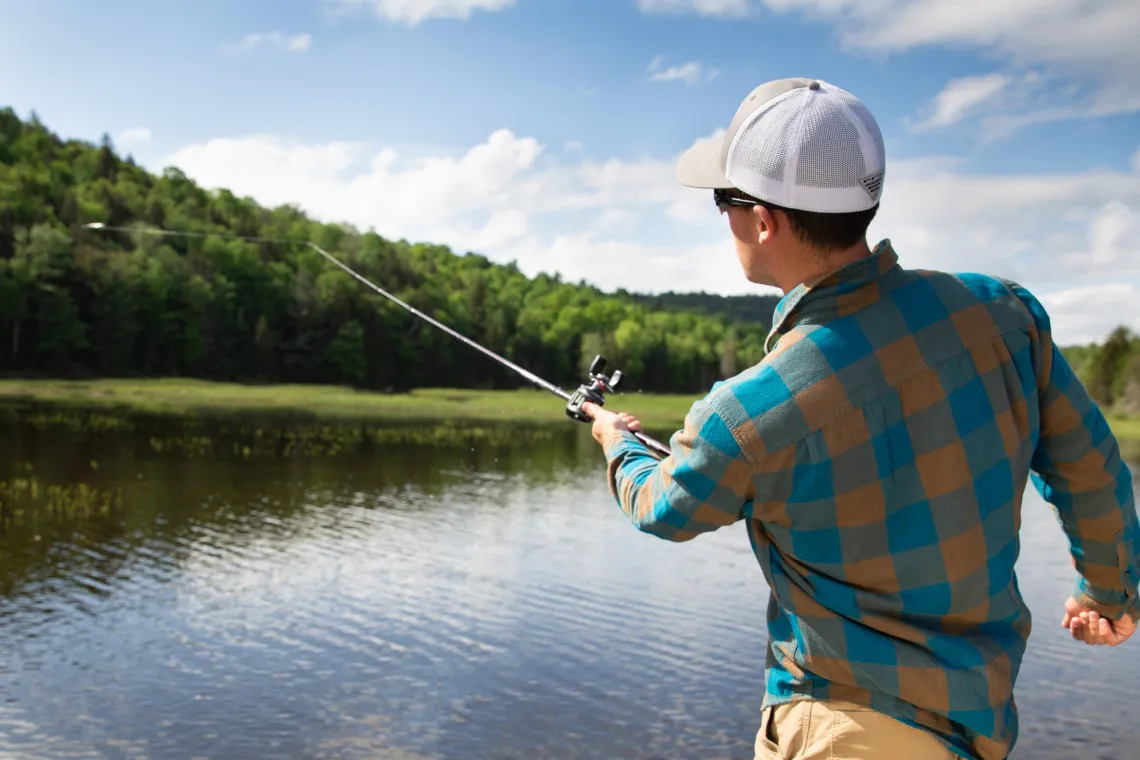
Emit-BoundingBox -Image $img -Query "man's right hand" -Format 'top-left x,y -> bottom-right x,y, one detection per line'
1062,596 -> 1136,646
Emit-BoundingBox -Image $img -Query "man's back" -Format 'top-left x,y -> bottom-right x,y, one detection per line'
597,241 -> 1138,760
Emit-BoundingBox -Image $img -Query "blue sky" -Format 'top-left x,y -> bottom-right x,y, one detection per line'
2,0 -> 1138,344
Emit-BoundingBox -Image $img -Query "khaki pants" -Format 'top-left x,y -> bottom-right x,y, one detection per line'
755,699 -> 957,759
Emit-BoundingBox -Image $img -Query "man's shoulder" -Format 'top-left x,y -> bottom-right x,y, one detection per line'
890,267 -> 1043,333
702,267 -> 1044,459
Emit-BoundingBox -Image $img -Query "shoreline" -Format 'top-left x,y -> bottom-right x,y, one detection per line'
0,378 -> 1137,447
0,378 -> 701,431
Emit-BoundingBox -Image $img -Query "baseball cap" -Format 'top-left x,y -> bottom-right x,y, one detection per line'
676,78 -> 885,214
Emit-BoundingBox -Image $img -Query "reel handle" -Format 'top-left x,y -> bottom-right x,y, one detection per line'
566,355 -> 671,458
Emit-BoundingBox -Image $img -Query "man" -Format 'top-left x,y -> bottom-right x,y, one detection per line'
582,78 -> 1138,760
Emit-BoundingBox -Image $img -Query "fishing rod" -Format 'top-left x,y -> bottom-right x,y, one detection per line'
83,222 -> 672,457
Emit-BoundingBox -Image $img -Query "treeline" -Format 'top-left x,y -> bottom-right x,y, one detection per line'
625,291 -> 782,325
0,108 -> 774,393
1063,327 -> 1140,416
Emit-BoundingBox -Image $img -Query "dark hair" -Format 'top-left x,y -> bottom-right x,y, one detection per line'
725,189 -> 878,253
772,202 -> 879,253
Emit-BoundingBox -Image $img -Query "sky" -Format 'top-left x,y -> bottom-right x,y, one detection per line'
1,0 -> 1138,346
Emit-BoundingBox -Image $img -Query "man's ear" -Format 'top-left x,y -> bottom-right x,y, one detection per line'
755,205 -> 777,244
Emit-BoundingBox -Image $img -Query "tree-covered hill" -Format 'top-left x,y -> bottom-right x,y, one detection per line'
0,108 -> 774,394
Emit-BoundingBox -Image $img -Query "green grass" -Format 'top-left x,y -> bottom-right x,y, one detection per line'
1,378 -> 1138,443
0,378 -> 701,429
1106,414 -> 1140,442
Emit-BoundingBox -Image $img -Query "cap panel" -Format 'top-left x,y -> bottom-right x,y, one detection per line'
717,77 -> 817,175
723,80 -> 885,212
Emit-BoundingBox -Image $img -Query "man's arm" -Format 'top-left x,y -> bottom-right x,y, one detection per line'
584,397 -> 755,542
1010,283 -> 1140,629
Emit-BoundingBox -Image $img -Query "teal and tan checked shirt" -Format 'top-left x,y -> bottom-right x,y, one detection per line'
600,240 -> 1140,760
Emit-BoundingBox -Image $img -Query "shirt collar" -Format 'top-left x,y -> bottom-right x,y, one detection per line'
764,239 -> 899,354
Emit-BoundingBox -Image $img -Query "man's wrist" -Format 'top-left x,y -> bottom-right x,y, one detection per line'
1074,581 -> 1140,623
601,427 -> 640,457
1124,596 -> 1140,626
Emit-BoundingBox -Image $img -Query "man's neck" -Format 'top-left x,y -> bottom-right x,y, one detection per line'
776,239 -> 872,294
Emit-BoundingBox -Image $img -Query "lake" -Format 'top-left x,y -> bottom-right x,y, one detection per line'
0,404 -> 1137,760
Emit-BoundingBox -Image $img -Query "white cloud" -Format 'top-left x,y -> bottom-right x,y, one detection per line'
156,129 -> 1140,345
227,31 -> 312,53
636,0 -> 754,16
646,0 -> 1140,133
333,0 -> 516,25
117,127 -> 151,146
1038,282 -> 1138,347
647,55 -> 718,86
761,0 -> 1140,72
638,0 -> 1140,81
910,74 -> 1012,131
1132,146 -> 1140,173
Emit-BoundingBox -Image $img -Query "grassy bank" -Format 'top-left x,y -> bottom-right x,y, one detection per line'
0,378 -> 1138,444
1106,415 -> 1140,442
0,378 -> 701,430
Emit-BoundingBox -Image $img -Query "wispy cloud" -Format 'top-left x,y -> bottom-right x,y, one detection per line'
760,0 -> 1139,71
1133,146 -> 1140,173
909,74 -> 1012,131
226,31 -> 312,54
687,0 -> 1140,136
647,55 -> 718,86
332,0 -> 517,25
636,0 -> 754,17
117,127 -> 152,146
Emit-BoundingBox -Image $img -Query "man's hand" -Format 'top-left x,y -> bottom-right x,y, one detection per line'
581,401 -> 642,446
1062,596 -> 1136,647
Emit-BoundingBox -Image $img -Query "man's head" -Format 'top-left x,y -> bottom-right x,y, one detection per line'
676,78 -> 885,290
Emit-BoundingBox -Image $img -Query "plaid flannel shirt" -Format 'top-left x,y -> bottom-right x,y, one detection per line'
601,240 -> 1140,760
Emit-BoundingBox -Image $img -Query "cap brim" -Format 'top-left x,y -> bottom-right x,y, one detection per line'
675,136 -> 732,189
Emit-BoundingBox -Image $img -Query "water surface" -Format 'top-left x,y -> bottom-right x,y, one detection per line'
0,406 -> 1136,759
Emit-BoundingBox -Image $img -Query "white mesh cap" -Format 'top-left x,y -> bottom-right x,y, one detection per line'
676,78 -> 885,213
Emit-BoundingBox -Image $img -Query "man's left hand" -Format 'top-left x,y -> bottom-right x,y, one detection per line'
1062,596 -> 1136,647
581,401 -> 643,446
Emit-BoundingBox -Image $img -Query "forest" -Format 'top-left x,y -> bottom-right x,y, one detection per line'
1063,327 -> 1140,418
0,108 -> 778,394
0,106 -> 1135,408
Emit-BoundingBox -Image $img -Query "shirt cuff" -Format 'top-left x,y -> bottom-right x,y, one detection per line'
602,428 -> 645,458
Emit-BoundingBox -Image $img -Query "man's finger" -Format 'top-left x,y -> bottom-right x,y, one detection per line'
618,413 -> 643,433
1099,617 -> 1118,645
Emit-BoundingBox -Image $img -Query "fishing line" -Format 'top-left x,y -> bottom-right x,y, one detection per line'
84,222 -> 672,457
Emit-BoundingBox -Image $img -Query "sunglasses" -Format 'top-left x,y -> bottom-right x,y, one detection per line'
713,188 -> 764,214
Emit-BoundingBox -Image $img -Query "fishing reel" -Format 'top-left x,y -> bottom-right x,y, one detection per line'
566,355 -> 623,423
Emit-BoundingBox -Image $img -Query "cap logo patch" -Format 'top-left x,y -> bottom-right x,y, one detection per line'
860,169 -> 884,200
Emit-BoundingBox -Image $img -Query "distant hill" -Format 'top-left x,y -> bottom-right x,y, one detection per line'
624,291 -> 782,327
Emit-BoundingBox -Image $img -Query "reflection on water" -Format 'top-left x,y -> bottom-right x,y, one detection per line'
0,404 -> 1137,759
